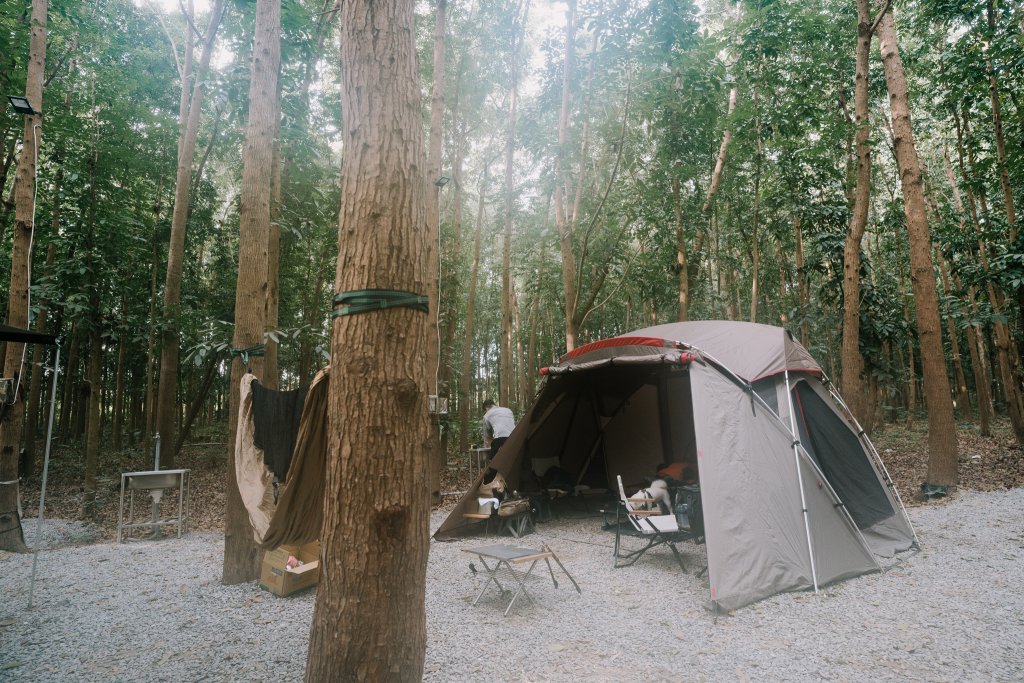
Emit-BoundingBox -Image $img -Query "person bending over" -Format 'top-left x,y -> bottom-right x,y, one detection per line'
481,399 -> 515,461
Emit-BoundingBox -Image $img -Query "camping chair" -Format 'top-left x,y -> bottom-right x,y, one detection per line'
612,475 -> 694,573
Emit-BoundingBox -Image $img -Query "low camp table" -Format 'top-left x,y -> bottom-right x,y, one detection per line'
463,544 -> 581,616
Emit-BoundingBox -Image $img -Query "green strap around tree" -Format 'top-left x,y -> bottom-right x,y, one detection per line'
331,289 -> 429,318
230,344 -> 265,367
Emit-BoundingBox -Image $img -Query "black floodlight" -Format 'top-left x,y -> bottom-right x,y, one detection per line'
434,175 -> 450,188
7,95 -> 38,116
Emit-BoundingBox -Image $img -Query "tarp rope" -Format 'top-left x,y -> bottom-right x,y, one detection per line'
331,289 -> 428,318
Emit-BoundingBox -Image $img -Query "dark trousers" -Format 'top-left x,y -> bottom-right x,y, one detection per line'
489,437 -> 508,461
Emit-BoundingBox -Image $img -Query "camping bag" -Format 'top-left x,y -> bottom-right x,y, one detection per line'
478,471 -> 507,499
673,484 -> 704,535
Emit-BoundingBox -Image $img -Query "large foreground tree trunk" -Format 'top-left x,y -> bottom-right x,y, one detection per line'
877,10 -> 958,485
223,0 -> 280,585
0,0 -> 47,553
304,0 -> 431,678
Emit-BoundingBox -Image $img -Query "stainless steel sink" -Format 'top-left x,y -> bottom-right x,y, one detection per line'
127,471 -> 181,490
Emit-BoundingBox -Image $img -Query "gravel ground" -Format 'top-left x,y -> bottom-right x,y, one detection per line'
1,487 -> 1022,682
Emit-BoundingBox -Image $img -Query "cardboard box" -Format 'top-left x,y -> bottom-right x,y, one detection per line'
259,541 -> 320,597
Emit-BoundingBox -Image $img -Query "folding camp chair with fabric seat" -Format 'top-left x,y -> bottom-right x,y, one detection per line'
612,475 -> 695,572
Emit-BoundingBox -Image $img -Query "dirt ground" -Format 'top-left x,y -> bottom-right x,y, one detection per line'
15,415 -> 1024,540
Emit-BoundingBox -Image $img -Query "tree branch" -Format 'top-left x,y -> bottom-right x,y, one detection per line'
869,0 -> 892,37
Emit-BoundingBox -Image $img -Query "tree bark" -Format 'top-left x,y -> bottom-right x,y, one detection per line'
0,0 -> 47,552
22,161 -> 60,477
876,9 -> 958,485
458,164 -> 489,463
841,0 -> 873,424
224,0 -> 279,586
82,121 -> 101,517
555,0 -> 579,347
155,0 -> 225,470
673,170 -> 688,322
304,0 -> 431,676
703,86 -> 738,214
424,0 -> 447,504
500,5 -> 526,405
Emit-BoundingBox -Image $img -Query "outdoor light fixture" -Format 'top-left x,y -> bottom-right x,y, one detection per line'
434,175 -> 450,188
7,95 -> 38,116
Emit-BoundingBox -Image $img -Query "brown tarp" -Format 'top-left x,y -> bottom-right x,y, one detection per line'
261,367 -> 330,549
235,368 -> 330,549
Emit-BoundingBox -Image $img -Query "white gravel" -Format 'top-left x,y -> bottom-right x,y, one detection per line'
2,488 -> 1023,682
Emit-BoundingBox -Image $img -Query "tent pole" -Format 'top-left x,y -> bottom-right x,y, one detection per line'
820,376 -> 921,548
28,343 -> 60,609
784,369 -> 819,593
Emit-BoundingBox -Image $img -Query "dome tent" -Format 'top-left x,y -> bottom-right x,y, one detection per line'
435,321 -> 917,612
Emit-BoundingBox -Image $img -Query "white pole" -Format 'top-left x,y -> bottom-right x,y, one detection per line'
784,369 -> 819,593
28,342 -> 60,609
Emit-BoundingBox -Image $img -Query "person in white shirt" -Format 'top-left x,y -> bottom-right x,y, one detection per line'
481,399 -> 516,461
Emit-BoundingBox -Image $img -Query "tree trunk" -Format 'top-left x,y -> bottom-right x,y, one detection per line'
112,311 -> 127,450
500,6 -> 526,405
703,86 -> 738,214
673,170 -> 688,322
986,0 -> 1017,244
876,9 -> 958,484
223,0 -> 279,586
304,0 -> 430,676
0,0 -> 47,552
936,254 -> 971,419
82,126 -> 101,517
22,160 -> 61,476
794,215 -> 810,348
145,176 -> 164,452
841,0 -> 873,424
555,0 -> 579,348
155,0 -> 225,470
458,164 -> 489,463
424,0 -> 447,504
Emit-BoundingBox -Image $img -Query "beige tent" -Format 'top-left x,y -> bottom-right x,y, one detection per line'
435,321 -> 917,612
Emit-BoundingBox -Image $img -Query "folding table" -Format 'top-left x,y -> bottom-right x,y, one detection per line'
463,543 -> 581,616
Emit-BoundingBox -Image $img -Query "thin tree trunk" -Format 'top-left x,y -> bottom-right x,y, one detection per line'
749,86 -> 762,323
22,161 -> 61,476
304,0 -> 430,675
555,0 -> 579,348
155,0 -> 226,470
673,169 -> 688,322
500,4 -> 527,405
424,0 -> 448,504
877,9 -> 958,484
458,164 -> 489,462
841,0 -> 874,424
935,254 -> 971,419
82,110 -> 101,517
794,215 -> 810,348
703,86 -> 738,213
145,176 -> 165,452
224,0 -> 279,586
174,357 -> 218,457
0,0 -> 47,552
112,312 -> 127,449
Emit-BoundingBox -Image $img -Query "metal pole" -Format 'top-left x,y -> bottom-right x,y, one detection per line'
28,344 -> 61,609
784,369 -> 819,593
153,432 -> 161,470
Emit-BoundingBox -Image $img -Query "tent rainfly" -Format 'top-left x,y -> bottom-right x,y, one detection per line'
435,321 -> 918,612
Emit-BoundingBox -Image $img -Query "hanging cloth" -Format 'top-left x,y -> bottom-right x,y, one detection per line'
261,367 -> 331,549
251,380 -> 309,481
235,373 -> 277,542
